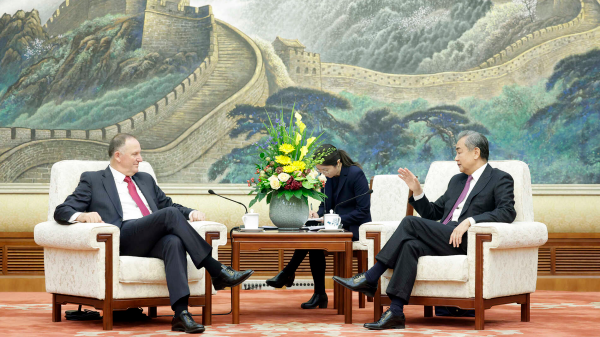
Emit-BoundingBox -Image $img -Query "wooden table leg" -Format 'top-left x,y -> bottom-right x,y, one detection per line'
344,241 -> 353,324
337,252 -> 343,315
232,240 -> 240,324
333,253 -> 338,310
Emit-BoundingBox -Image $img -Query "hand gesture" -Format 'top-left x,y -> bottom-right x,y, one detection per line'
449,219 -> 471,248
190,210 -> 206,222
397,168 -> 423,196
76,212 -> 104,223
309,210 -> 323,221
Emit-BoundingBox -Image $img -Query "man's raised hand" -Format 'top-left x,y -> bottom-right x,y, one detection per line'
397,168 -> 423,196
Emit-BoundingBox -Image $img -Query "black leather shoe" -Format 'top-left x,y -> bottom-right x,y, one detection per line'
171,310 -> 205,333
212,265 -> 254,290
364,309 -> 405,330
332,272 -> 377,298
265,271 -> 295,288
301,293 -> 328,309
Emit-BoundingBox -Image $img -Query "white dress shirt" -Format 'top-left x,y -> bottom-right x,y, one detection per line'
413,163 -> 488,226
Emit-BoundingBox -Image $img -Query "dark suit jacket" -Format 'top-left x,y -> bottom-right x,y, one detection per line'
409,164 -> 517,225
54,166 -> 193,228
318,165 -> 372,240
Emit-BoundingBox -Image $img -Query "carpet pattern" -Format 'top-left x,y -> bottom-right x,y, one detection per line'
0,290 -> 598,336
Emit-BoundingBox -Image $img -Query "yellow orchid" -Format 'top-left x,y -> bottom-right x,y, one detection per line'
275,155 -> 292,165
279,143 -> 294,154
307,137 -> 316,147
296,121 -> 306,134
295,112 -> 302,122
295,132 -> 302,145
283,165 -> 296,173
299,146 -> 308,160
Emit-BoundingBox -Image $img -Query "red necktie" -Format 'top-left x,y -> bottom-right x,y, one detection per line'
442,175 -> 473,225
124,176 -> 150,217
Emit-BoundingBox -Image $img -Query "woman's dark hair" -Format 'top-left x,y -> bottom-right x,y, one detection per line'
315,144 -> 362,169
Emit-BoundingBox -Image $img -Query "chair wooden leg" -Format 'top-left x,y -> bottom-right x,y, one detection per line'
475,307 -> 485,330
103,301 -> 113,331
148,307 -> 157,318
424,306 -> 433,317
367,296 -> 373,303
52,294 -> 61,322
357,251 -> 366,309
521,293 -> 531,322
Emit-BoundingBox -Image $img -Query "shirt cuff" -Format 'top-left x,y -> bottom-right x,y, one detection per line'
468,217 -> 476,226
413,192 -> 425,201
68,212 -> 82,223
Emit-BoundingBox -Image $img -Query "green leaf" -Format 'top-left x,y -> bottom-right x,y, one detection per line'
293,189 -> 303,200
257,192 -> 267,202
260,152 -> 265,158
249,199 -> 257,208
284,190 -> 293,200
302,181 -> 313,189
267,191 -> 273,204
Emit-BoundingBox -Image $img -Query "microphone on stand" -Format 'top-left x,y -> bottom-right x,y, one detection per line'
333,189 -> 374,214
208,189 -> 248,214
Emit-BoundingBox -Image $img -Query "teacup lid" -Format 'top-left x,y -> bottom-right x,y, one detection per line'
247,209 -> 258,215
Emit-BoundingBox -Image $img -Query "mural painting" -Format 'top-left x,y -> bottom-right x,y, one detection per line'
0,0 -> 598,184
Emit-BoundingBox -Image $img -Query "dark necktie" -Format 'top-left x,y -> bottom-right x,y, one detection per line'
442,175 -> 473,225
124,176 -> 150,217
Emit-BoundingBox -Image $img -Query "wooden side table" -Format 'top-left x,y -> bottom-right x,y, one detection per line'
230,229 -> 354,324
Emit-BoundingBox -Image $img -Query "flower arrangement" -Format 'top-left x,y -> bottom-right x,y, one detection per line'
248,108 -> 330,207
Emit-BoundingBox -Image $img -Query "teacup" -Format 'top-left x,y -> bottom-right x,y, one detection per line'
242,211 -> 259,229
323,211 -> 341,230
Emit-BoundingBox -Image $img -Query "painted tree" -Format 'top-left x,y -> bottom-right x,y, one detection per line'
401,105 -> 489,158
513,0 -> 537,22
358,107 -> 415,170
527,48 -> 600,166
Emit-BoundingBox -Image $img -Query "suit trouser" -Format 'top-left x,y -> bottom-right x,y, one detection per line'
375,216 -> 468,303
120,207 -> 213,306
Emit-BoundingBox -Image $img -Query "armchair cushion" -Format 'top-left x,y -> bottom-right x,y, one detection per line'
382,255 -> 469,283
119,256 -> 202,284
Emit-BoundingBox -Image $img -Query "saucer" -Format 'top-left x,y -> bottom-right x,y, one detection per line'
239,228 -> 265,232
318,228 -> 345,232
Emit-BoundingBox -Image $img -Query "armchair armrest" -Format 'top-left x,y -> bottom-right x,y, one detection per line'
34,220 -> 120,250
360,221 -> 402,268
189,221 -> 227,260
468,221 -> 548,249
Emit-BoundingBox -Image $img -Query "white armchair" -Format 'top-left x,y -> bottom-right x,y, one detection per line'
359,161 -> 548,330
34,160 -> 227,330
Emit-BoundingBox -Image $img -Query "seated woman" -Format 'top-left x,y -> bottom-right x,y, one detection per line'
266,144 -> 372,308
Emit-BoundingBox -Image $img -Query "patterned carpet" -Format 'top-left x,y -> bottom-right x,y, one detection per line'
0,290 -> 598,336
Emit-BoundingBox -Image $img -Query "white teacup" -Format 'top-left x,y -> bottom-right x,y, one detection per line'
323,211 -> 341,230
242,211 -> 259,229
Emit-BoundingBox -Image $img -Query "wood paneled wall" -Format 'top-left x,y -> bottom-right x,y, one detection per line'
1,232 -> 599,292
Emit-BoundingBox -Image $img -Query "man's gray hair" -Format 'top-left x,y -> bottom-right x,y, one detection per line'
457,130 -> 489,161
108,133 -> 136,158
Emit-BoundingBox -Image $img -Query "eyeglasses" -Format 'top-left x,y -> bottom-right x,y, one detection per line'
316,168 -> 331,174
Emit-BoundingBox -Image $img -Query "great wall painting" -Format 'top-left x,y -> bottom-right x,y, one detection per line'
0,0 -> 599,184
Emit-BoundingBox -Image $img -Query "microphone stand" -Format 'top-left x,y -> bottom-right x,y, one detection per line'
333,189 -> 374,214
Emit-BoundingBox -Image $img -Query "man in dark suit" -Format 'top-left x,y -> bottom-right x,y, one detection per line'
54,133 -> 254,334
333,131 -> 516,330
